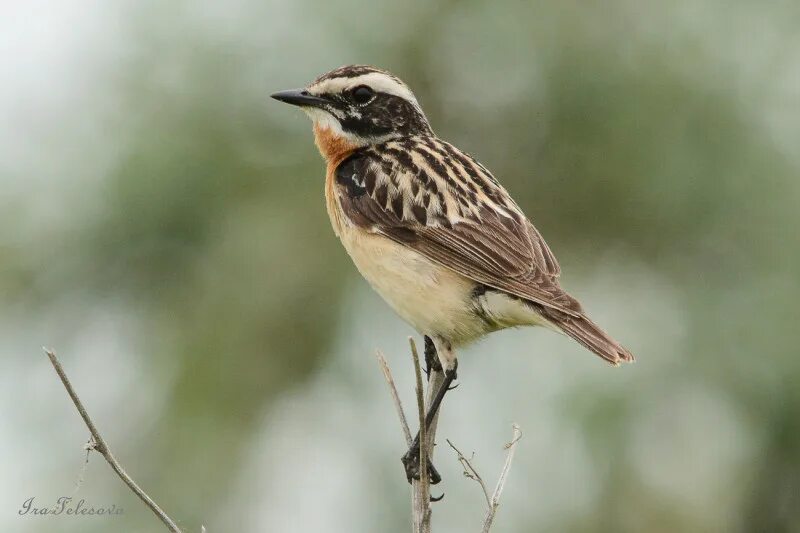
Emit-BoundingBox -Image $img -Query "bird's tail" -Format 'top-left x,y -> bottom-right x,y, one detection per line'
542,307 -> 635,366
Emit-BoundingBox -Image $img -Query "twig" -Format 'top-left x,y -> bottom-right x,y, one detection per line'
374,339 -> 448,533
482,424 -> 522,532
409,338 -> 431,533
69,437 -> 94,496
376,340 -> 443,533
43,348 -> 184,533
447,424 -> 522,532
375,350 -> 412,446
445,440 -> 491,508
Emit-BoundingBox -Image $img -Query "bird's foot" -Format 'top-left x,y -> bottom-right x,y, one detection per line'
401,442 -> 442,485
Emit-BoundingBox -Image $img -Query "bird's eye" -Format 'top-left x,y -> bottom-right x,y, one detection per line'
351,85 -> 374,105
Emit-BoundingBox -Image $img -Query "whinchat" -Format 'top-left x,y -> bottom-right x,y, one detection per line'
273,65 -> 634,483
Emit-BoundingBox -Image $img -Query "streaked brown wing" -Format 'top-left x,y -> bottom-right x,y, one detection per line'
336,146 -> 580,316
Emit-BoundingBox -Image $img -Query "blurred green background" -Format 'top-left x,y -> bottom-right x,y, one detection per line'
2,1 -> 799,532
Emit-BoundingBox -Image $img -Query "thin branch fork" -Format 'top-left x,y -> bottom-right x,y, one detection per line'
377,338 -> 522,532
375,339 -> 445,533
446,440 -> 491,508
43,348 -> 188,532
447,424 -> 522,533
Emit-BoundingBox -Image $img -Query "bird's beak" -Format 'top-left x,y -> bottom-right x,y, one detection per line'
270,89 -> 328,109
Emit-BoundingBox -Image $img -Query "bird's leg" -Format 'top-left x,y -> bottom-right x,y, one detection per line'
402,338 -> 458,485
401,361 -> 458,484
423,335 -> 442,380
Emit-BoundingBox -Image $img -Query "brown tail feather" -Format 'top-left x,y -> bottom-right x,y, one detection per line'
544,310 -> 635,366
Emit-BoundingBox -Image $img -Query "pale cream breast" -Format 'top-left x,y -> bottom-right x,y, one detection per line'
323,157 -> 482,341
336,221 -> 489,343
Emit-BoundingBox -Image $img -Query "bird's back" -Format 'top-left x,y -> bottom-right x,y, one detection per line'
326,134 -> 633,363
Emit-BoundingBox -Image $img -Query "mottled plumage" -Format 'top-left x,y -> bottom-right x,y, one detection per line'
272,65 -> 635,367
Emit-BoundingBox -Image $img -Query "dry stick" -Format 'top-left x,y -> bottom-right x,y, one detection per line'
445,440 -> 491,508
423,368 -> 445,474
422,362 -> 445,532
44,348 -> 183,533
375,340 -> 445,533
447,424 -> 523,533
481,424 -> 522,532
409,338 -> 431,533
375,350 -> 412,446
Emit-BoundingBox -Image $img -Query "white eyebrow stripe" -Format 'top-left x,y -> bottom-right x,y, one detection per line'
309,73 -> 420,108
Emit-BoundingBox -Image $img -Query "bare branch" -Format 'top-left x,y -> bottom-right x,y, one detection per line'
422,369 -> 445,454
447,424 -> 523,532
409,337 -> 432,533
445,439 -> 491,508
482,424 -> 522,533
43,348 -> 184,532
375,350 -> 413,446
410,339 -> 428,492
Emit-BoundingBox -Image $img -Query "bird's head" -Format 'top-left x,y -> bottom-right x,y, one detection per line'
272,65 -> 432,159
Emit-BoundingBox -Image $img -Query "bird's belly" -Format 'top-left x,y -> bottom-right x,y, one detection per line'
338,227 -> 488,343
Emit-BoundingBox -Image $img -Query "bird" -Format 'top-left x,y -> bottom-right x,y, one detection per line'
272,65 -> 634,483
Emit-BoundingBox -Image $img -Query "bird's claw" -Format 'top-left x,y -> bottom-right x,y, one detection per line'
401,444 -> 442,485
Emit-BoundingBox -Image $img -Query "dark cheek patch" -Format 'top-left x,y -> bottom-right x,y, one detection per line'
340,95 -> 431,138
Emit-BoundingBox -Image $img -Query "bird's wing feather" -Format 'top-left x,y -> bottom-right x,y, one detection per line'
335,139 -> 579,316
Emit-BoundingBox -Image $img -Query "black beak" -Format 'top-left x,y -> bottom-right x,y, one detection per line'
270,89 -> 328,109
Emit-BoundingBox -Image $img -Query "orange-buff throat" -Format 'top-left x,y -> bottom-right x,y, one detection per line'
313,124 -> 358,165
315,124 -> 358,237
